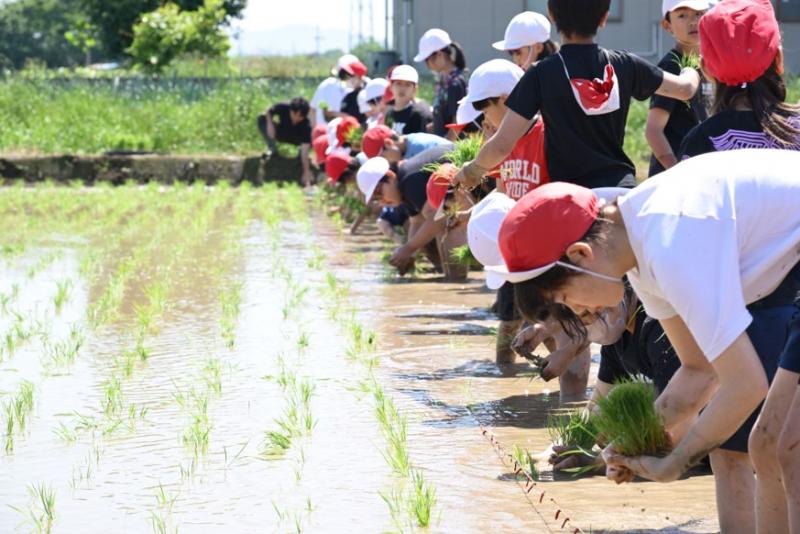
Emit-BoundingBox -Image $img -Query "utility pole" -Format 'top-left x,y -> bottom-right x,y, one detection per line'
369,1 -> 374,44
358,0 -> 364,46
348,0 -> 353,50
314,26 -> 322,55
385,0 -> 390,49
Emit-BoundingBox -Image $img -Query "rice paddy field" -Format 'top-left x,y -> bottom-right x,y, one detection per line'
0,181 -> 723,533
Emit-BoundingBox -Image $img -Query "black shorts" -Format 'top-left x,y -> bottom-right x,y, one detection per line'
496,282 -> 519,322
721,304 -> 798,452
779,308 -> 800,374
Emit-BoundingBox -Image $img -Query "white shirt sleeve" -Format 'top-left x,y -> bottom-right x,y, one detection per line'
644,215 -> 753,361
310,80 -> 327,109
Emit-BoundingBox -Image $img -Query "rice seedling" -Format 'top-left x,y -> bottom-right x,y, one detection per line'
220,281 -> 243,348
102,376 -> 124,418
54,422 -> 77,443
672,50 -> 701,71
547,410 -> 598,452
182,390 -> 211,457
202,358 -> 223,395
408,470 -> 437,528
379,488 -> 406,532
449,244 -> 481,269
296,331 -> 310,352
511,444 -> 539,481
53,279 -> 72,313
593,376 -> 669,457
10,483 -> 56,534
423,134 -> 483,174
373,386 -> 410,477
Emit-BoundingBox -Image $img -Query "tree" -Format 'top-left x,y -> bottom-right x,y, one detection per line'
81,0 -> 245,58
0,0 -> 99,69
127,0 -> 231,73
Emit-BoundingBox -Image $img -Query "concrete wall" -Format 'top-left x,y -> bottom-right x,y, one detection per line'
393,0 -> 800,74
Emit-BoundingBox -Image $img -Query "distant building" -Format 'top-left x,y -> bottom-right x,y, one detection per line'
392,0 -> 800,74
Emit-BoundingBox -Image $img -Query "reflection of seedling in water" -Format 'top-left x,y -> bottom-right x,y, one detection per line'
593,376 -> 669,457
10,483 -> 56,534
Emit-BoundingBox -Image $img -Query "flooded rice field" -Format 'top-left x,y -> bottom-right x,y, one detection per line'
0,183 -> 719,533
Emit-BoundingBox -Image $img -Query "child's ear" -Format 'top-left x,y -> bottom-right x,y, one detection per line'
565,242 -> 594,265
598,11 -> 610,29
775,47 -> 785,76
660,18 -> 671,32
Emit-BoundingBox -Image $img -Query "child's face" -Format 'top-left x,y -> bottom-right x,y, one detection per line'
482,98 -> 508,131
425,51 -> 447,73
289,110 -> 305,124
375,176 -> 402,206
391,80 -> 416,104
381,139 -> 403,163
664,8 -> 704,47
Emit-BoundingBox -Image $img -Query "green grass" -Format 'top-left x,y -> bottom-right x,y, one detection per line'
593,377 -> 669,457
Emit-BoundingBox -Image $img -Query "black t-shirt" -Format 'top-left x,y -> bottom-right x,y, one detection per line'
648,49 -> 709,176
506,44 -> 664,187
598,308 -> 679,395
386,101 -> 433,135
269,103 -> 312,145
396,143 -> 453,216
341,88 -> 366,125
432,71 -> 467,137
678,109 -> 800,159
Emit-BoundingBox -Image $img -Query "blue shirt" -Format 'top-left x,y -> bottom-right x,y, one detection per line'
404,133 -> 451,159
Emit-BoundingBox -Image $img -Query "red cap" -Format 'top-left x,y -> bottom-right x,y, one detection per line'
313,135 -> 329,163
425,164 -> 457,209
344,60 -> 368,77
383,66 -> 396,102
499,183 -> 598,274
336,116 -> 360,146
700,0 -> 780,86
326,151 -> 353,183
362,125 -> 394,158
312,124 -> 327,141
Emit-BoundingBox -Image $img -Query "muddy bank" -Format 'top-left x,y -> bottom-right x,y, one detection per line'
0,152 -> 303,184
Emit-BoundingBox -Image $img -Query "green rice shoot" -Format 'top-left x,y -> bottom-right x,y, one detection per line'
423,134 -> 483,174
449,244 -> 481,269
547,410 -> 598,452
593,376 -> 669,457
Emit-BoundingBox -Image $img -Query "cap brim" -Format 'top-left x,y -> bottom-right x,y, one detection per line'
592,187 -> 631,203
484,261 -> 557,285
445,122 -> 467,132
413,52 -> 431,62
485,270 -> 506,290
491,40 -> 507,51
665,0 -> 711,14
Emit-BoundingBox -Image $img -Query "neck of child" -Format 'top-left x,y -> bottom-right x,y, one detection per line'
394,98 -> 411,111
560,33 -> 596,46
675,41 -> 699,56
605,206 -> 638,275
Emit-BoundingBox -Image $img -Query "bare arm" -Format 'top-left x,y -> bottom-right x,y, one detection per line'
655,68 -> 700,102
455,110 -> 533,189
645,108 -> 678,170
389,204 -> 445,266
654,316 -> 718,431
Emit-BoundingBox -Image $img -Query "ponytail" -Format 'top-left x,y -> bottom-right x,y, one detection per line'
712,65 -> 800,147
446,42 -> 467,71
538,40 -> 559,62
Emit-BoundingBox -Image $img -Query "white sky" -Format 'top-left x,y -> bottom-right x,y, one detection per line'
231,0 -> 390,54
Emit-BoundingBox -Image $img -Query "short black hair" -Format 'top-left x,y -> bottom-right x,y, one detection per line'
548,0 -> 611,38
337,68 -> 352,81
472,97 -> 501,112
289,97 -> 310,116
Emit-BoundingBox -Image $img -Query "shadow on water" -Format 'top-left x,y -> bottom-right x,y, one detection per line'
396,323 -> 496,336
394,360 -> 534,381
395,307 -> 494,322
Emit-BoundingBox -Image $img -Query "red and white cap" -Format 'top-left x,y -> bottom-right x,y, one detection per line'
364,78 -> 390,102
700,0 -> 780,86
333,54 -> 368,77
356,157 -> 391,203
326,152 -> 353,183
466,192 -> 517,289
493,11 -> 551,51
425,164 -> 457,219
390,64 -> 419,84
361,124 -> 394,158
414,28 -> 452,62
483,184 -> 630,285
662,0 -> 711,16
460,59 -> 525,105
446,100 -> 483,131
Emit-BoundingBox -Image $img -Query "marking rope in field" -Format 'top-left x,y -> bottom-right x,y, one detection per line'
477,423 -> 585,534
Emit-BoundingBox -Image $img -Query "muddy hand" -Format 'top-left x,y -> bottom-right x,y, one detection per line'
605,449 -> 682,483
550,445 -> 603,473
389,245 -> 412,268
511,324 -> 550,366
602,444 -> 635,484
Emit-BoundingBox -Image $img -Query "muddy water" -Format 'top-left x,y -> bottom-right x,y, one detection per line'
0,192 -> 719,534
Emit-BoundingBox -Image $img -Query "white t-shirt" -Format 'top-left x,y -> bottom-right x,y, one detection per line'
618,149 -> 800,361
310,77 -> 349,126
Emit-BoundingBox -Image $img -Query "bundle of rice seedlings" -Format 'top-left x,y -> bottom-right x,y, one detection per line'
511,444 -> 539,480
593,376 -> 669,457
547,410 -> 598,451
345,126 -> 365,150
423,134 -> 483,174
672,50 -> 701,71
449,244 -> 481,269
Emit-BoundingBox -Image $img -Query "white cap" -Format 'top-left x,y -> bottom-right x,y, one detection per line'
356,151 -> 368,165
414,28 -> 452,62
481,187 -> 632,288
357,90 -> 370,114
460,59 -> 524,105
492,11 -> 551,51
662,0 -> 710,16
357,157 -> 391,203
466,192 -> 516,290
364,78 -> 390,102
390,64 -> 419,85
